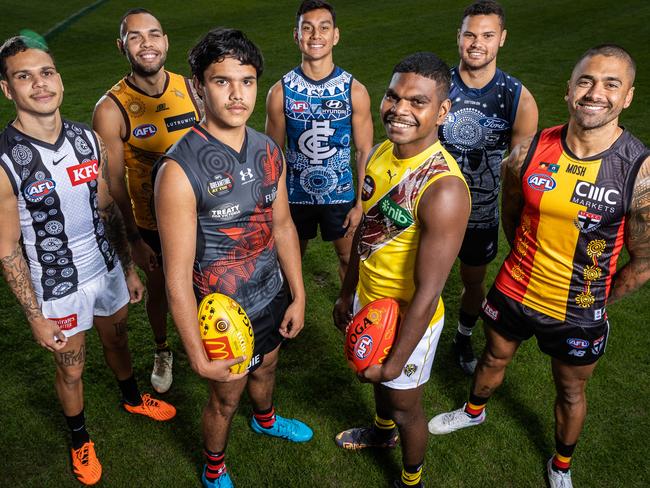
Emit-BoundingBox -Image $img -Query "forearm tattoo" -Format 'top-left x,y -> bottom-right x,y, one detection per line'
0,242 -> 41,320
99,201 -> 133,270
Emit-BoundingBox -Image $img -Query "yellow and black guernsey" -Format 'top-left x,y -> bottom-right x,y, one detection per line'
357,139 -> 468,325
496,125 -> 648,324
106,71 -> 201,230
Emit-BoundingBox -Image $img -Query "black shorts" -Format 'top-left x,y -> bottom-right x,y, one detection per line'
458,225 -> 499,266
480,287 -> 609,366
246,285 -> 289,372
289,202 -> 354,241
137,226 -> 163,266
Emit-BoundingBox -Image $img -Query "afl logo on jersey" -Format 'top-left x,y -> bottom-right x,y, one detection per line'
361,175 -> 375,201
133,124 -> 157,139
24,179 -> 56,202
290,101 -> 309,113
527,173 -> 556,192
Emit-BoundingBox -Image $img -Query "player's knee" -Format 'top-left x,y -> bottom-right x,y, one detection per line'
56,366 -> 83,387
206,395 -> 240,420
556,383 -> 587,407
481,348 -> 510,370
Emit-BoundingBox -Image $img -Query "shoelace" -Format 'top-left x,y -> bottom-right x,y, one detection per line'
75,444 -> 90,466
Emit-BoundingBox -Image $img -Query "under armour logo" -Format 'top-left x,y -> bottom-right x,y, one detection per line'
298,120 -> 337,165
387,169 -> 396,183
240,168 -> 254,183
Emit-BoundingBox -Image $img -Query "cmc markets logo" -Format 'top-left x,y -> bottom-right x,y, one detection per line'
24,178 -> 56,202
67,160 -> 99,186
527,173 -> 556,192
133,124 -> 157,139
571,181 -> 620,213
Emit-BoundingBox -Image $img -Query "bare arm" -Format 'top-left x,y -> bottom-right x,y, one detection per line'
93,97 -> 157,271
95,133 -> 143,303
609,156 -> 650,302
332,222 -> 363,332
271,157 -> 306,339
501,136 -> 534,246
344,79 -> 374,234
363,175 -> 471,382
155,159 -> 246,381
265,81 -> 286,150
510,85 -> 538,151
0,171 -> 67,351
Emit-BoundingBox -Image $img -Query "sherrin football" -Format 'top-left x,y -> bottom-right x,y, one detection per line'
345,297 -> 400,373
198,293 -> 254,374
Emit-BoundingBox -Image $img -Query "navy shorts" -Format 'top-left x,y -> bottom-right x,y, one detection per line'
480,286 -> 609,366
247,286 -> 289,372
289,202 -> 354,241
458,225 -> 499,266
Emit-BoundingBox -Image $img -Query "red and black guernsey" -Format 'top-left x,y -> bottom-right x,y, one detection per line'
164,125 -> 284,316
495,125 -> 648,324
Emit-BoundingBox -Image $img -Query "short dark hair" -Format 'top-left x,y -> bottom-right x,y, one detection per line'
119,8 -> 158,38
188,28 -> 264,83
296,0 -> 336,27
392,52 -> 451,98
462,0 -> 505,28
0,35 -> 53,80
575,44 -> 636,84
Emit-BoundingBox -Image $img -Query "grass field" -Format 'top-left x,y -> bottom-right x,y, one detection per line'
1,1 -> 649,487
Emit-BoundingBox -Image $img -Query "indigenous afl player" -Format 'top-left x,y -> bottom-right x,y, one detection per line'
439,0 -> 538,375
333,52 -> 470,488
266,0 -> 373,282
0,37 -> 175,486
93,8 -> 202,393
155,29 -> 312,488
429,45 -> 650,488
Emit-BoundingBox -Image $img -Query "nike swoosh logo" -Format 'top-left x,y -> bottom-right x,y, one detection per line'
53,155 -> 66,165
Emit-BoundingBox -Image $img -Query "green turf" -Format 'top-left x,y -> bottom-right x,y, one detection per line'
0,1 -> 649,487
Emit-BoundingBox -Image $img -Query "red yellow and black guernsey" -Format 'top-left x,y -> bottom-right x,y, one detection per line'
495,125 -> 648,324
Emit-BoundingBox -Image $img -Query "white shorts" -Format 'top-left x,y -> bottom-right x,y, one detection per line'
353,295 -> 444,390
40,265 -> 130,338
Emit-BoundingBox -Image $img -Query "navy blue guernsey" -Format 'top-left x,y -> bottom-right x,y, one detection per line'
0,121 -> 116,301
439,67 -> 522,229
164,125 -> 284,316
282,66 -> 355,204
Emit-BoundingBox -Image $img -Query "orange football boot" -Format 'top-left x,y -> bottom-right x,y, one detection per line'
123,393 -> 176,421
71,440 -> 102,485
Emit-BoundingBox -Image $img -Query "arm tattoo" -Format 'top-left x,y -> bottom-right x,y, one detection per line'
501,138 -> 532,246
609,157 -> 650,302
99,137 -> 112,195
55,344 -> 86,367
99,201 -> 133,271
0,242 -> 42,320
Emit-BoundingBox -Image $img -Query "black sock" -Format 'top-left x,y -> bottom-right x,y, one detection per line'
65,409 -> 90,449
401,461 -> 423,487
155,339 -> 169,352
118,375 -> 141,406
456,310 -> 479,339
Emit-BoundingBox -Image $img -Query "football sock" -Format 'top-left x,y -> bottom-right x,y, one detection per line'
456,310 -> 479,337
464,393 -> 489,418
204,448 -> 227,481
373,414 -> 397,440
551,438 -> 576,473
401,462 -> 423,487
118,375 -> 141,406
65,409 -> 90,449
253,406 -> 276,428
155,339 -> 169,352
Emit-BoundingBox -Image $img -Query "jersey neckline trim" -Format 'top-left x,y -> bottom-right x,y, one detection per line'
5,122 -> 66,152
295,65 -> 339,85
123,70 -> 171,99
452,66 -> 502,97
559,124 -> 628,162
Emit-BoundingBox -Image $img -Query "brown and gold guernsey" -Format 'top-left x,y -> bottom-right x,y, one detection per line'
495,125 -> 648,324
106,71 -> 201,230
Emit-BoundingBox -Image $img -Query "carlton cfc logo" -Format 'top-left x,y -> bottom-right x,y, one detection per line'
527,173 -> 556,192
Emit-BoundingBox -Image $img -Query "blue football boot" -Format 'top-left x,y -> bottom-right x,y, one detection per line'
250,414 -> 313,442
202,465 -> 233,488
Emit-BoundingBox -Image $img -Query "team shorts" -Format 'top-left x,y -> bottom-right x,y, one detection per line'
458,225 -> 499,266
353,295 -> 444,390
137,226 -> 163,266
246,286 -> 289,372
289,201 -> 355,241
40,265 -> 130,338
480,286 -> 609,366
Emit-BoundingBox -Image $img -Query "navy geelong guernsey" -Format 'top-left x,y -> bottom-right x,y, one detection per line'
282,66 -> 355,204
439,67 -> 523,229
0,121 -> 116,301
164,125 -> 284,316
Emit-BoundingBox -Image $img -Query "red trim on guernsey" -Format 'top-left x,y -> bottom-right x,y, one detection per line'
605,217 -> 626,299
191,126 -> 208,141
496,126 -> 564,302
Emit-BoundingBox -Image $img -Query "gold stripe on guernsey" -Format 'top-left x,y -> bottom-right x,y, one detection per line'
109,72 -> 199,230
522,153 -> 601,321
357,140 -> 468,326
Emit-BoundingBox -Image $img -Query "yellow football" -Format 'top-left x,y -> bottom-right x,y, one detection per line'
197,293 -> 254,373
